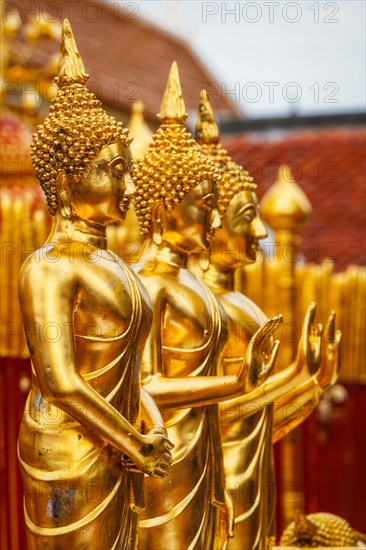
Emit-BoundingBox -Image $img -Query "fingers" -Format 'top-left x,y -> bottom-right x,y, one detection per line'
152,469 -> 169,479
308,301 -> 317,324
122,455 -> 172,477
155,437 -> 174,455
274,314 -> 283,333
121,456 -> 141,473
302,301 -> 317,335
148,426 -> 168,437
254,314 -> 283,343
125,465 -> 143,473
327,311 -> 336,340
268,314 -> 283,332
258,339 -> 280,381
163,437 -> 175,451
268,339 -> 280,368
323,311 -> 341,346
323,311 -> 340,343
159,456 -> 171,470
314,322 -> 323,338
262,315 -> 282,345
161,450 -> 173,467
151,452 -> 173,478
154,434 -> 174,451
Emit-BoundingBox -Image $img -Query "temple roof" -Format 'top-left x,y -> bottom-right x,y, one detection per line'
6,0 -> 240,121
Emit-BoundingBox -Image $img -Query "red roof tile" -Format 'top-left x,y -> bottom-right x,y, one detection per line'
5,0 -> 240,121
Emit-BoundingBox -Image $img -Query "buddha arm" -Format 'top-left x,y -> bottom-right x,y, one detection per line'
139,386 -> 167,434
141,310 -> 244,409
272,374 -> 322,442
142,292 -> 281,409
219,366 -> 321,438
220,360 -> 301,417
144,371 -> 247,409
19,258 -> 147,463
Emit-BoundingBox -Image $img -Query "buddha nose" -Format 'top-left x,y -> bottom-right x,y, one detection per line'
124,172 -> 136,197
253,215 -> 267,240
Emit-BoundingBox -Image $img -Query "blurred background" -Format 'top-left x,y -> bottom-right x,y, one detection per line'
1,1 -> 365,548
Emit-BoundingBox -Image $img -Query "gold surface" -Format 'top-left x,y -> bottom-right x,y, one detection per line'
105,101 -> 153,264
18,20 -> 172,549
132,62 -> 281,550
195,93 -> 340,550
0,13 -> 362,550
238,161 -> 365,532
279,512 -> 366,547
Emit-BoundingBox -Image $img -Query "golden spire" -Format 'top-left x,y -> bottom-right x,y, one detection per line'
56,19 -> 89,88
157,61 -> 187,123
260,165 -> 312,231
195,89 -> 219,145
128,100 -> 153,160
195,90 -> 256,217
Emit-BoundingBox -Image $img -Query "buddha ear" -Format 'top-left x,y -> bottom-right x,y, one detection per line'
55,172 -> 72,219
151,201 -> 165,246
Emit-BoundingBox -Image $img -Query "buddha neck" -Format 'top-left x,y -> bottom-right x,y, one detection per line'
46,212 -> 107,249
155,241 -> 188,270
203,262 -> 235,292
138,237 -> 158,266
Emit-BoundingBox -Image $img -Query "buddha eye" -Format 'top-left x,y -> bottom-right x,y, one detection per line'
113,169 -> 124,179
238,205 -> 256,222
107,157 -> 129,178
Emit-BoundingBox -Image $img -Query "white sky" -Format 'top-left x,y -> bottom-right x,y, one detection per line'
121,0 -> 366,117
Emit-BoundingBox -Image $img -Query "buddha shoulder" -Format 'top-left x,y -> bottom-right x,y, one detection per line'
19,244 -> 134,307
219,290 -> 267,327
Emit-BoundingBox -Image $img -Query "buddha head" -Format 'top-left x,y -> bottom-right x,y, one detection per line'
132,62 -> 221,254
196,90 -> 267,267
30,19 -> 134,226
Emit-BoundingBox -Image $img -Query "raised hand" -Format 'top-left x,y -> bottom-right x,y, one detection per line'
239,314 -> 283,392
122,431 -> 174,478
316,311 -> 341,389
295,302 -> 323,375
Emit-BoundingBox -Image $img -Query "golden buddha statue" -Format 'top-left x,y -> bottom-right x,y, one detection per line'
195,90 -> 341,550
131,62 -> 282,550
18,20 -> 173,550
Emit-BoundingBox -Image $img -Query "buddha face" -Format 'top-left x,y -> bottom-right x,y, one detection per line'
162,179 -> 221,253
63,141 -> 135,226
211,190 -> 267,267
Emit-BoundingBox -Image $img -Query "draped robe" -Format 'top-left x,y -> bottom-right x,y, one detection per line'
19,252 -> 152,550
135,265 -> 231,550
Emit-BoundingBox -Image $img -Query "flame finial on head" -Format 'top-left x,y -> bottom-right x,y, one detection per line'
195,90 -> 256,217
157,61 -> 187,124
195,89 -> 219,145
56,19 -> 89,88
